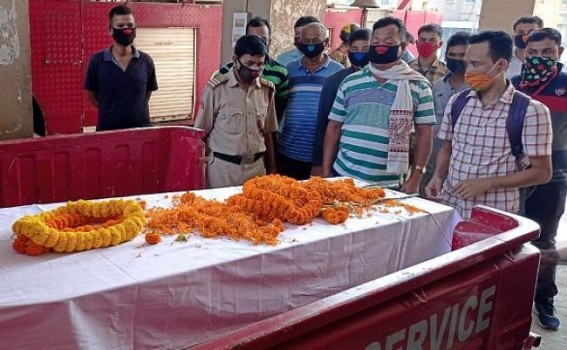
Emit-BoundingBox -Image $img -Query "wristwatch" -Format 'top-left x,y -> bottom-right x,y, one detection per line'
414,165 -> 426,175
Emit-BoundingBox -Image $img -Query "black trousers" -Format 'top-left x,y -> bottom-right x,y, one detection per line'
277,152 -> 312,180
524,180 -> 567,301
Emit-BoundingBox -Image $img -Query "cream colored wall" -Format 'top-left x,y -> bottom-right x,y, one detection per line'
533,0 -> 562,29
479,0 -> 562,34
220,0 -> 248,66
479,0 -> 535,32
0,0 -> 32,140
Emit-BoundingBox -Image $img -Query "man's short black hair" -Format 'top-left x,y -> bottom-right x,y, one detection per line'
109,5 -> 133,22
447,31 -> 471,48
527,27 -> 562,46
246,17 -> 271,35
294,16 -> 319,29
372,16 -> 406,42
234,35 -> 267,58
348,28 -> 371,44
418,23 -> 443,38
469,30 -> 513,63
405,31 -> 415,44
513,16 -> 544,31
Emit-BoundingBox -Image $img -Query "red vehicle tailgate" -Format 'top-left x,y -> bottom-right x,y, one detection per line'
193,207 -> 541,350
0,126 -> 205,207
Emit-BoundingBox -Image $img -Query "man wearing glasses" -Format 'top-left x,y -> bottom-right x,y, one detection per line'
85,5 -> 158,131
195,35 -> 278,189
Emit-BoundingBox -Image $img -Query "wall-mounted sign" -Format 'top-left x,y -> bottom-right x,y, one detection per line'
232,12 -> 248,48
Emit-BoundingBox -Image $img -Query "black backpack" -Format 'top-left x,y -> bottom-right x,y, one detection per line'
450,88 -> 533,214
450,88 -> 531,168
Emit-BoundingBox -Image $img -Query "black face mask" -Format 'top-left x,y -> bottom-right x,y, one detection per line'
298,42 -> 325,59
514,34 -> 527,49
112,27 -> 137,47
445,58 -> 466,74
237,60 -> 262,83
348,52 -> 369,68
367,44 -> 400,65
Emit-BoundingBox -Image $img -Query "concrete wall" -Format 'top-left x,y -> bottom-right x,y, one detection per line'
533,0 -> 562,29
269,0 -> 326,57
478,0 -> 536,32
221,0 -> 326,63
0,0 -> 32,140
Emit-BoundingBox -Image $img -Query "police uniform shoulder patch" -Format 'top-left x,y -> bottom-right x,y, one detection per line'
259,78 -> 275,91
206,75 -> 229,90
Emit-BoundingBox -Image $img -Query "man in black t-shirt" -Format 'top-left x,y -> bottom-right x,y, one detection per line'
85,5 -> 158,131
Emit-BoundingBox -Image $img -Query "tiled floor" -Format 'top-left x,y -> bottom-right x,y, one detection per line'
530,264 -> 566,349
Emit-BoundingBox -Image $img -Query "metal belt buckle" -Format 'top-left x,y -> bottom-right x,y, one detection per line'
241,153 -> 255,164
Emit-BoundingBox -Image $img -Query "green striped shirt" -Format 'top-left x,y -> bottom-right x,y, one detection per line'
329,66 -> 435,184
215,55 -> 290,99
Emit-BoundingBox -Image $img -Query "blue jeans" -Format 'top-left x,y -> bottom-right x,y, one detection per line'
524,180 -> 567,302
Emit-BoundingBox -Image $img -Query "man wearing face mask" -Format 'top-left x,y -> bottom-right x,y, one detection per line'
506,16 -> 544,80
312,28 -> 371,176
425,30 -> 552,220
215,17 -> 289,122
277,23 -> 343,180
419,31 -> 471,197
400,31 -> 416,64
194,35 -> 278,189
409,24 -> 448,84
322,17 -> 434,193
85,5 -> 158,131
511,28 -> 567,331
329,23 -> 360,68
276,16 -> 320,67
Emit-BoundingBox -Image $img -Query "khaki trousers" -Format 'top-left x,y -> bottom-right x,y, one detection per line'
206,153 -> 266,189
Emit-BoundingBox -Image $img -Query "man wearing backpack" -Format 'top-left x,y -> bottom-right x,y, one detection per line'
419,31 -> 471,198
425,30 -> 553,219
512,28 -> 566,331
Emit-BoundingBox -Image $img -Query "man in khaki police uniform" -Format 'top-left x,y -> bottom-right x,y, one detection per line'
195,35 -> 278,188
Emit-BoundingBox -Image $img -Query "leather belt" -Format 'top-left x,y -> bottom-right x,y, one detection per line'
213,152 -> 264,165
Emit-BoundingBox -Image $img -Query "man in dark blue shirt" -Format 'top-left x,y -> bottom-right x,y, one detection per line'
512,27 -> 567,331
311,28 -> 371,176
85,5 -> 158,131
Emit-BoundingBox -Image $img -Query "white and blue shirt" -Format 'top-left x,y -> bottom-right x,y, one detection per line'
278,55 -> 343,162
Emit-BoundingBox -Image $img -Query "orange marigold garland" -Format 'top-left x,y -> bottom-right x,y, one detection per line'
303,177 -> 386,206
227,175 -> 323,225
10,176 -> 418,252
145,193 -> 285,245
12,199 -> 145,256
321,206 -> 350,225
145,175 -> 391,245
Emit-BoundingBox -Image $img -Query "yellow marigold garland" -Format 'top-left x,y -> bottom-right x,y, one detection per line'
10,176 -> 418,252
12,199 -> 145,256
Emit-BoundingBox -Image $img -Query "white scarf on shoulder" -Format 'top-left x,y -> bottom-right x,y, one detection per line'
368,61 -> 430,174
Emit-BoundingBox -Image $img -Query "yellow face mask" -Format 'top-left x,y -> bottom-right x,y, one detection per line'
464,61 -> 501,92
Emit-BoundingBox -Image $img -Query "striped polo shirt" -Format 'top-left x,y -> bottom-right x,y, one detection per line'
329,66 -> 435,184
276,47 -> 302,67
216,55 -> 290,100
278,55 -> 344,162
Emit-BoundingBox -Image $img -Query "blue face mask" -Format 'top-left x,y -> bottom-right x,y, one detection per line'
298,42 -> 325,59
348,51 -> 369,68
